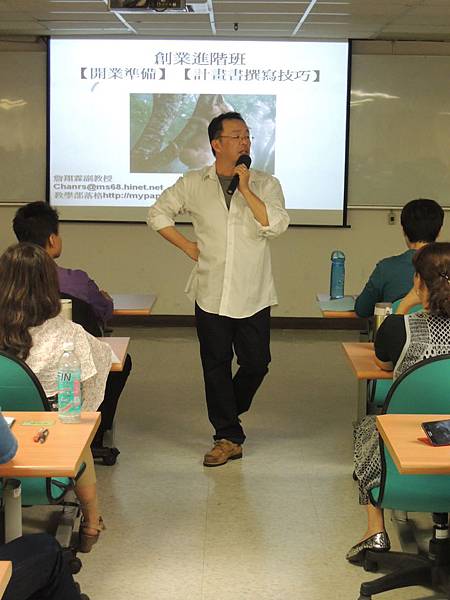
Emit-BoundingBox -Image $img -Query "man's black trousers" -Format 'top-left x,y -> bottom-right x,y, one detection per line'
195,303 -> 271,445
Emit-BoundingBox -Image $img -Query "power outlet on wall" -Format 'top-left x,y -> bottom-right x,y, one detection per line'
388,210 -> 396,225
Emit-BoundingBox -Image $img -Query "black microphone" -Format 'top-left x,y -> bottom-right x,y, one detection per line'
226,154 -> 252,195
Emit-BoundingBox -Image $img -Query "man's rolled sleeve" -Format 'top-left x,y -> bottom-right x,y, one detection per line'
255,177 -> 290,239
147,177 -> 186,232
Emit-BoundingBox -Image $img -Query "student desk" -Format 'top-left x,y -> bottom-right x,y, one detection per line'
0,412 -> 100,542
111,293 -> 156,316
100,337 -> 130,372
317,293 -> 357,319
376,414 -> 450,475
0,562 -> 12,598
317,293 -> 370,343
342,342 -> 392,421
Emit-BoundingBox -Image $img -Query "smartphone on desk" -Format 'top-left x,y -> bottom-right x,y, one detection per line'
421,419 -> 450,446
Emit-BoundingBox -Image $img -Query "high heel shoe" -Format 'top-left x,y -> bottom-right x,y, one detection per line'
346,531 -> 390,564
79,517 -> 105,553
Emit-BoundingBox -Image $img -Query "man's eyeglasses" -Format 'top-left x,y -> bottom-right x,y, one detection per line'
219,135 -> 254,142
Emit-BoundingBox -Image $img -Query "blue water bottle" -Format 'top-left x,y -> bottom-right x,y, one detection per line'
330,250 -> 345,299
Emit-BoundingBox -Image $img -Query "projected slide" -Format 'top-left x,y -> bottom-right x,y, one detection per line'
49,39 -> 349,225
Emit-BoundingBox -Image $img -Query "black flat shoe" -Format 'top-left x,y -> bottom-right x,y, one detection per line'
346,531 -> 390,564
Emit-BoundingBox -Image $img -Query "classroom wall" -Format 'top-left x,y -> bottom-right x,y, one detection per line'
1,205 -> 448,317
1,39 -> 449,318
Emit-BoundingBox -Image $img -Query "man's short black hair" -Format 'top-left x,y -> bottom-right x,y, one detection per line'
13,202 -> 59,248
400,198 -> 444,243
208,112 -> 246,156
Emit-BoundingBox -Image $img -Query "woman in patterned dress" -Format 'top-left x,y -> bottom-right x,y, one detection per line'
0,243 -> 111,553
347,242 -> 450,563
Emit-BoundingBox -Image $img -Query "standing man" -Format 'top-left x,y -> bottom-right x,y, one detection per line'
148,112 -> 289,467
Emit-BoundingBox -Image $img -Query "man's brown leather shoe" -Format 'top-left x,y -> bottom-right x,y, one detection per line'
203,439 -> 243,467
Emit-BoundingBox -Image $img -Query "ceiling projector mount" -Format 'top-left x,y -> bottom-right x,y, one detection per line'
109,0 -> 195,11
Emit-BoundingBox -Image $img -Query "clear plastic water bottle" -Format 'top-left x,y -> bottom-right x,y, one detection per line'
330,250 -> 345,299
57,341 -> 82,423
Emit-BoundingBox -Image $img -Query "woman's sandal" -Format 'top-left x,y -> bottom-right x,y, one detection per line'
79,516 -> 105,553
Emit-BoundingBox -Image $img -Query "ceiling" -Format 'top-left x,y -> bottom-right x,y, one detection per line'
0,0 -> 450,41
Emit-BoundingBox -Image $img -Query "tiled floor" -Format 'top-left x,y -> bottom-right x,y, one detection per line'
28,327 -> 443,599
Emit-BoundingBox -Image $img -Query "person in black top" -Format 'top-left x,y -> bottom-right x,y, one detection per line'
347,242 -> 450,564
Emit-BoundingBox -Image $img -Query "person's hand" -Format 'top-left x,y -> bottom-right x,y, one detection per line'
184,241 -> 199,262
235,163 -> 250,193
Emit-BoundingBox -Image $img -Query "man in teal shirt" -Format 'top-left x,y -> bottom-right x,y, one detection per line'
355,198 -> 444,318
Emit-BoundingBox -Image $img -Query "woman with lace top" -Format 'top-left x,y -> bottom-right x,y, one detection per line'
0,243 -> 111,553
347,242 -> 450,564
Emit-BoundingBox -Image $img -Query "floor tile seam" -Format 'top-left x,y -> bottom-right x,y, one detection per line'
200,472 -> 211,600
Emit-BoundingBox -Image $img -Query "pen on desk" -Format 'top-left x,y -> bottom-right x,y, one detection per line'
33,427 -> 49,444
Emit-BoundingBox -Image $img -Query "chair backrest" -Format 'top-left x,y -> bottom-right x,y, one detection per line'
0,351 -> 51,411
383,353 -> 450,415
391,298 -> 423,314
0,351 -> 72,505
371,354 -> 450,512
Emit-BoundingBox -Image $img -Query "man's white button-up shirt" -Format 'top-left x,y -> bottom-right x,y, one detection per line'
148,164 -> 289,319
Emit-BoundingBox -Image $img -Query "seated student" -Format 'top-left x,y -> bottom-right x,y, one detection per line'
0,243 -> 110,553
355,198 -> 444,317
13,201 -> 132,452
0,413 -> 89,600
347,242 -> 450,564
13,202 -> 113,326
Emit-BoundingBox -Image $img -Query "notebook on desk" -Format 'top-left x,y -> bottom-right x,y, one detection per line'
317,293 -> 356,312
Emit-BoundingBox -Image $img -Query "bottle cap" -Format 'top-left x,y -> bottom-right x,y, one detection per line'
331,250 -> 345,260
63,341 -> 74,352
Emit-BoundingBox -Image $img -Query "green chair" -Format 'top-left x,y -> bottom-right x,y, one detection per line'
358,353 -> 450,600
0,350 -> 83,571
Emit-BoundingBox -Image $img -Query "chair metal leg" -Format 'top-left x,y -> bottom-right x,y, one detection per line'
3,478 -> 22,542
361,552 -> 432,597
359,530 -> 450,599
54,490 -> 80,548
356,379 -> 369,423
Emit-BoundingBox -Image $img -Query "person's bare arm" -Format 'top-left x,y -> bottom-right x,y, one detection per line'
158,226 -> 199,261
374,356 -> 394,371
395,287 -> 421,314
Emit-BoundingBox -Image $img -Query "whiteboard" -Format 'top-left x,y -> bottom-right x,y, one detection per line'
348,54 -> 450,208
0,50 -> 46,204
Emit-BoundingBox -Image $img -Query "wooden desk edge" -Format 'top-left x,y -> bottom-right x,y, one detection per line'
377,414 -> 450,475
0,412 -> 100,478
341,342 -> 392,380
0,561 -> 12,597
321,310 -> 357,319
102,337 -> 130,372
111,293 -> 157,316
112,308 -> 151,316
